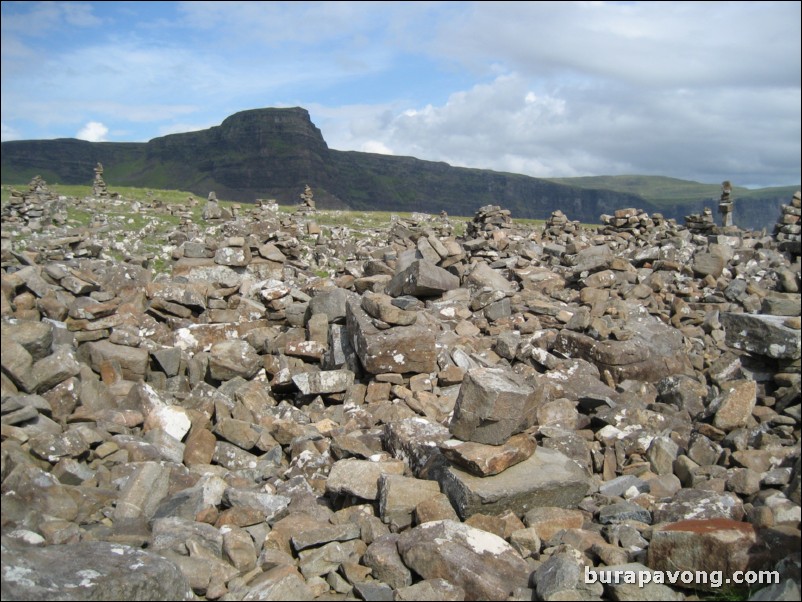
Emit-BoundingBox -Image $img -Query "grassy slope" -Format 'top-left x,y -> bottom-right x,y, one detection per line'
0,183 -> 476,237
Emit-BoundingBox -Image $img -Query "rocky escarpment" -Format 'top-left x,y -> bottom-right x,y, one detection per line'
1,182 -> 800,601
1,107 -> 652,221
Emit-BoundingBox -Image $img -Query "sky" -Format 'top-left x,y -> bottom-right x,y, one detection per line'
1,1 -> 800,189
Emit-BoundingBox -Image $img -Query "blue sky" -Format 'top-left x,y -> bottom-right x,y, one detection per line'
2,1 -> 800,188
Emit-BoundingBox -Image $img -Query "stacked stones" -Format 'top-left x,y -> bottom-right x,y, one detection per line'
295,185 -> 317,217
775,190 -> 802,256
719,180 -> 734,228
254,198 -> 280,218
434,368 -> 589,520
1,177 -> 66,232
92,163 -> 109,199
685,207 -> 716,233
544,209 -> 581,239
1,191 -> 800,601
599,208 -> 673,240
465,204 -> 513,237
202,191 -> 232,222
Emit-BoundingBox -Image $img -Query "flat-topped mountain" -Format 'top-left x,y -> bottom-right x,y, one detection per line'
1,107 -> 794,228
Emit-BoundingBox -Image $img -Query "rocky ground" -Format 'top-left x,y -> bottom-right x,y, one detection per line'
1,180 -> 800,601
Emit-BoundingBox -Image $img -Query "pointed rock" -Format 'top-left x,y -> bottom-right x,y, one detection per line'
396,520 -> 530,601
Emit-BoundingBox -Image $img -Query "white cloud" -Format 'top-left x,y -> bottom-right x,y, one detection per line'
1,1 -> 799,188
322,73 -> 800,186
432,2 -> 801,88
1,122 -> 21,142
76,121 -> 109,142
360,140 -> 393,155
1,2 -> 101,36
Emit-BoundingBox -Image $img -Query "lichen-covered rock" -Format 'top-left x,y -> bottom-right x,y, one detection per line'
346,298 -> 437,374
0,537 -> 194,600
396,520 -> 530,601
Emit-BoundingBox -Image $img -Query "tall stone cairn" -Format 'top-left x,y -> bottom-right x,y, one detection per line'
718,180 -> 734,228
92,162 -> 109,199
774,190 -> 802,256
295,184 -> 317,216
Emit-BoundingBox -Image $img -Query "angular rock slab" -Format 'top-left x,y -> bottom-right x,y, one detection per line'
384,417 -> 451,475
653,489 -> 744,523
0,537 -> 194,600
721,312 -> 801,360
208,340 -> 261,381
449,367 -> 539,445
85,340 -> 149,382
648,519 -> 764,591
386,260 -> 460,298
346,298 -> 436,374
325,458 -> 406,500
292,369 -> 354,395
439,432 -> 537,477
554,308 -> 692,383
713,380 -> 756,431
396,520 -> 530,601
435,447 -> 590,519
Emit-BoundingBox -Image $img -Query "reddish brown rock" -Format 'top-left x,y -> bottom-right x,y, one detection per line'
439,432 -> 537,476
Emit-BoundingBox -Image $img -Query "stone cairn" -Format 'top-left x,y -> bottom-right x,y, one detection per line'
465,204 -> 512,237
1,191 -> 800,601
0,176 -> 66,231
295,184 -> 317,216
254,198 -> 280,217
201,191 -> 231,222
543,209 -> 581,239
775,190 -> 802,257
684,206 -> 716,233
719,180 -> 734,228
599,209 -> 675,245
92,162 -> 109,199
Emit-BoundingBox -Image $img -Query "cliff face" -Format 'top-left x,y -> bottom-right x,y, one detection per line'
144,108 -> 337,200
1,107 -> 783,226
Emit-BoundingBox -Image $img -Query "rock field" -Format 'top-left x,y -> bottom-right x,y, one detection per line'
1,179 -> 800,601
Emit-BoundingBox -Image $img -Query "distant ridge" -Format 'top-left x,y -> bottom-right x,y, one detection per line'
2,107 -> 796,228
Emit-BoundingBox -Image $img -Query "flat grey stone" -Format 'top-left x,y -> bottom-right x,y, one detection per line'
0,537 -> 193,600
434,447 -> 591,519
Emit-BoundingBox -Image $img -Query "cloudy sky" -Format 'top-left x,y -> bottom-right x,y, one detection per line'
2,1 -> 800,188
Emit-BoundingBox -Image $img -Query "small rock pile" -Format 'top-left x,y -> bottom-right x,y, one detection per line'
685,207 -> 716,233
599,208 -> 672,239
775,190 -> 802,256
465,204 -> 513,237
1,188 -> 800,601
202,192 -> 232,222
1,177 -> 67,232
544,209 -> 581,238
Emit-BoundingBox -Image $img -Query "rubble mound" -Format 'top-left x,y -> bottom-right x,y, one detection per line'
1,188 -> 800,601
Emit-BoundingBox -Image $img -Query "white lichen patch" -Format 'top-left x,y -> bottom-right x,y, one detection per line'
768,343 -> 787,357
463,525 -> 511,555
76,569 -> 102,587
3,565 -> 36,587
